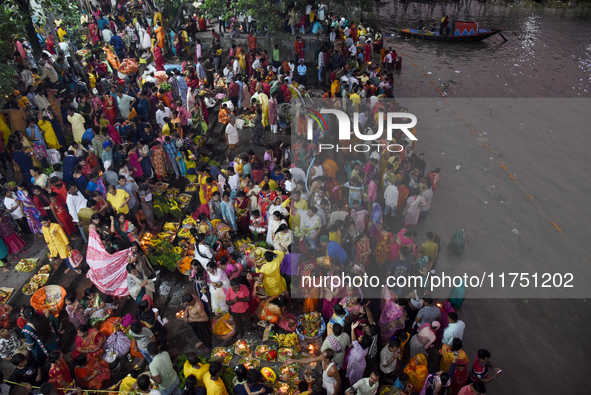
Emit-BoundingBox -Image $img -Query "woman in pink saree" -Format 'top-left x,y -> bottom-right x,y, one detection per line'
86,227 -> 131,297
153,45 -> 165,72
322,265 -> 343,322
127,144 -> 144,177
379,299 -> 406,343
88,22 -> 100,45
389,228 -> 417,262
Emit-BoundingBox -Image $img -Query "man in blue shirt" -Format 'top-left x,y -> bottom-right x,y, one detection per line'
297,59 -> 307,86
12,143 -> 33,185
97,14 -> 110,31
162,136 -> 180,177
320,235 -> 347,267
270,166 -> 284,184
25,119 -> 46,150
81,127 -> 95,144
62,150 -> 79,185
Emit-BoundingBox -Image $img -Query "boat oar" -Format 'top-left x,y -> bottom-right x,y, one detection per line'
497,30 -> 508,42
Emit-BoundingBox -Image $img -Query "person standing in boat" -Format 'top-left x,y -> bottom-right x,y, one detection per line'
440,15 -> 449,35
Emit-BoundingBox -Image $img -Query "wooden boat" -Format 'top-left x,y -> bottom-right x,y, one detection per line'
389,21 -> 506,42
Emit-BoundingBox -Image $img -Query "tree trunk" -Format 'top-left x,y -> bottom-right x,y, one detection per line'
16,0 -> 43,60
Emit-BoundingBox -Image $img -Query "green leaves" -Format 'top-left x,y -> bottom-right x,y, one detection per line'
200,0 -> 285,33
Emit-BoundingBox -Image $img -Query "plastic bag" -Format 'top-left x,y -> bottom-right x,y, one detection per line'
104,331 -> 131,356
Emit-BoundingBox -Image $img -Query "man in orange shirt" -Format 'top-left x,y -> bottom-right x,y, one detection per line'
50,177 -> 68,206
293,37 -> 300,64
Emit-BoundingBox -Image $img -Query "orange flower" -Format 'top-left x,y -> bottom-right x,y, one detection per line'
526,195 -> 534,200
500,164 -> 507,170
509,175 -> 516,180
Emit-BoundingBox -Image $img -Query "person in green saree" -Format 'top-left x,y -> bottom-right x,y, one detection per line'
448,229 -> 467,255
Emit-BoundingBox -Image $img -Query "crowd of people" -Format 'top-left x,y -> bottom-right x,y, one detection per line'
0,1 -> 501,395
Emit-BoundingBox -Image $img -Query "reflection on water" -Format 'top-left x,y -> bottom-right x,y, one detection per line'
377,1 -> 591,97
518,13 -> 539,66
577,37 -> 591,95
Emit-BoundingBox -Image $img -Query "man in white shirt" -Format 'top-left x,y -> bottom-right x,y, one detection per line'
328,200 -> 348,227
384,182 -> 399,217
283,172 -> 295,192
289,167 -> 306,182
380,339 -> 401,379
232,56 -> 241,76
223,63 -> 234,84
204,94 -> 216,109
4,188 -> 30,234
298,206 -> 321,250
318,50 -> 324,87
102,28 -> 113,43
441,312 -> 466,346
346,371 -> 380,395
329,28 -> 336,43
227,167 -> 240,198
116,90 -> 137,120
58,41 -> 71,58
66,184 -> 88,243
155,103 -> 172,128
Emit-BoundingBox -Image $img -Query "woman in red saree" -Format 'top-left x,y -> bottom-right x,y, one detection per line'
74,354 -> 111,390
364,41 -> 372,63
258,185 -> 276,219
102,93 -> 117,125
105,124 -> 123,145
248,33 -> 257,52
427,168 -> 440,191
46,34 -> 55,54
49,193 -> 77,235
233,191 -> 250,234
245,53 -> 253,78
48,351 -> 75,395
198,15 -> 207,31
186,66 -> 199,89
88,22 -> 100,45
71,324 -> 106,360
153,45 -> 165,72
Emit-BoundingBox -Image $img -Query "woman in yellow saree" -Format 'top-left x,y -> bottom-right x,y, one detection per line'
259,92 -> 269,128
403,353 -> 428,393
38,113 -> 61,150
440,338 -> 469,372
198,168 -> 211,204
